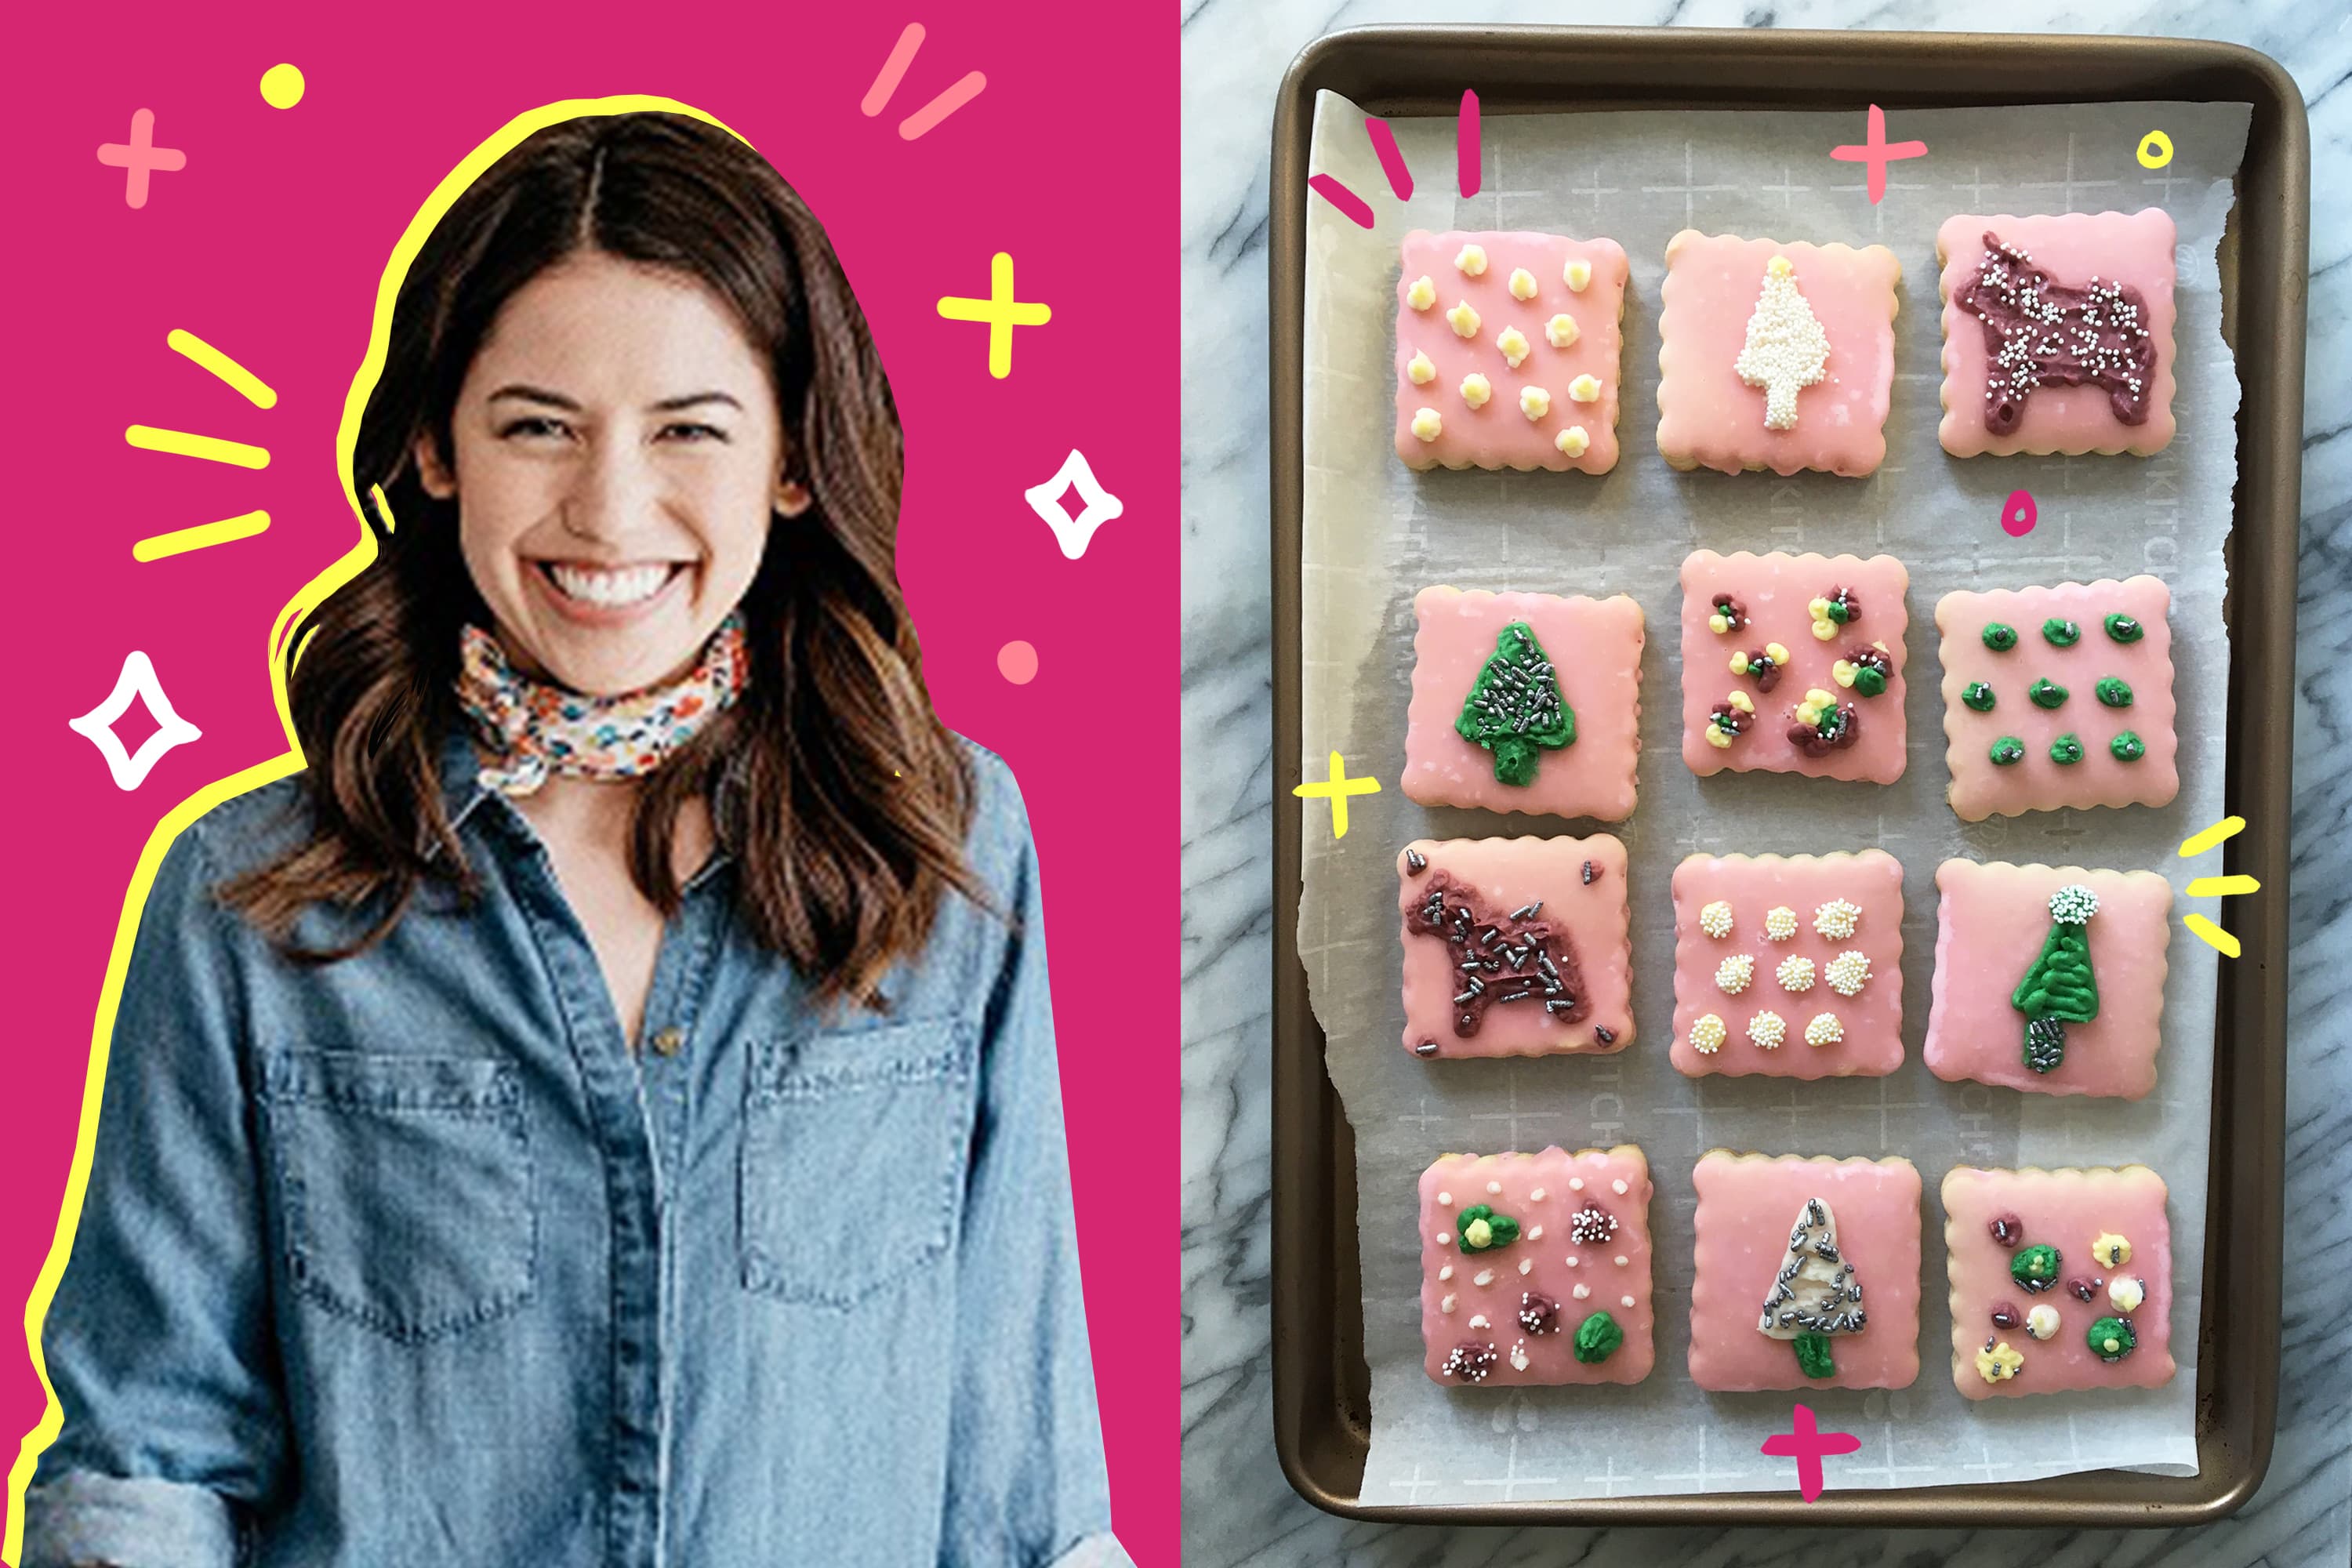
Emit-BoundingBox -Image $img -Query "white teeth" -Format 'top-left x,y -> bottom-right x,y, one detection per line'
546,562 -> 672,606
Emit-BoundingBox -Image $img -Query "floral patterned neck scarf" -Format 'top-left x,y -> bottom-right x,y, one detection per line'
456,611 -> 749,797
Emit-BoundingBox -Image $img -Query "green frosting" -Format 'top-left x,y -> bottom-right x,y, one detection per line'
2050,734 -> 2085,765
1990,736 -> 2026,766
2042,617 -> 2082,647
1853,664 -> 1887,697
1962,681 -> 1995,712
2013,891 -> 2099,1073
2028,677 -> 2069,710
2103,612 -> 2144,644
1793,1330 -> 1836,1379
1457,1203 -> 1520,1253
1982,622 -> 2018,652
1456,622 -> 1575,787
2087,1315 -> 2139,1362
2096,677 -> 2133,707
2011,1243 -> 2061,1288
1573,1310 -> 1624,1364
2111,731 -> 2146,762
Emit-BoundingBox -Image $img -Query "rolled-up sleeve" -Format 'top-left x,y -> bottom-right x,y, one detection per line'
21,825 -> 288,1568
938,765 -> 1127,1568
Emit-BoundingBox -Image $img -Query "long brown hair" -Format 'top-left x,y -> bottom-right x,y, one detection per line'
218,110 -> 982,1012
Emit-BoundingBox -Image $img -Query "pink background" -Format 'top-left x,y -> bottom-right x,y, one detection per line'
9,2 -> 1173,1558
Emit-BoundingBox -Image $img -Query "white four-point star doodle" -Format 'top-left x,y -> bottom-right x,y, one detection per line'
70,651 -> 201,790
1024,448 -> 1123,560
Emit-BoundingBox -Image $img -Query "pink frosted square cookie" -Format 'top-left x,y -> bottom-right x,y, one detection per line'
1936,210 -> 2178,458
1421,1147 -> 1656,1387
1924,862 -> 2173,1099
1655,232 -> 1901,477
1405,586 -> 1643,821
1394,230 -> 1632,474
1689,1152 -> 1921,1392
1679,550 -> 1908,783
1942,1164 -> 2176,1399
1398,834 -> 1632,1060
1669,850 -> 1904,1079
1936,577 -> 2179,821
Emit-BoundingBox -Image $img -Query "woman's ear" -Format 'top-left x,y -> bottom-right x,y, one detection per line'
413,434 -> 457,501
775,477 -> 813,518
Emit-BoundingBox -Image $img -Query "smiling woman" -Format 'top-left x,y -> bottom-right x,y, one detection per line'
21,109 -> 1125,1568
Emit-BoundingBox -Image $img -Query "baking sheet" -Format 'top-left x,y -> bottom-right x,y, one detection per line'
1295,89 -> 2252,1501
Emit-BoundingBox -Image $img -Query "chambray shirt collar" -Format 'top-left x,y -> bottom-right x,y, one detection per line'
426,717 -> 742,893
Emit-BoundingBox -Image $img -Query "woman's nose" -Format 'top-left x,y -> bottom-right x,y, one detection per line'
561,441 -> 662,545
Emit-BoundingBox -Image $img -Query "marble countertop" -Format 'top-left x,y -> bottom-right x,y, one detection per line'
1178,2 -> 2352,1563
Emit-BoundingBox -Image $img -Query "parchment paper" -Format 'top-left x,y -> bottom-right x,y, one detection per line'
1297,91 -> 2252,1501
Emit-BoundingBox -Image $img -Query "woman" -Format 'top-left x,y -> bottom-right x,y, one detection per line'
23,109 -> 1121,1568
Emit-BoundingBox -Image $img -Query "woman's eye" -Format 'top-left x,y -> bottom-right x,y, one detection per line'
498,416 -> 571,441
659,422 -> 729,444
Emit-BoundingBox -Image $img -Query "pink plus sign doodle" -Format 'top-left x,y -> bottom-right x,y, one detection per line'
95,108 -> 186,209
1830,103 -> 1927,203
1759,1403 -> 1862,1500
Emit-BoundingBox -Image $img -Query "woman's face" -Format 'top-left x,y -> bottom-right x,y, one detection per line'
418,251 -> 797,695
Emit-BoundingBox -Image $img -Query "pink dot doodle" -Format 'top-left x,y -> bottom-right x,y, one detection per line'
2002,488 -> 2038,537
997,640 -> 1039,685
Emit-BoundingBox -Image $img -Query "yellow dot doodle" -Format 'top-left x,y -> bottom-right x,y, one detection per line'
1292,751 -> 1381,839
260,63 -> 306,110
2136,130 -> 2173,170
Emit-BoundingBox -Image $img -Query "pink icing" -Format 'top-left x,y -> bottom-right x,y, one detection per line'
1936,577 -> 2179,821
1399,835 -> 1632,1058
1936,211 -> 2178,458
1688,1152 -> 1921,1392
1420,1147 -> 1655,1387
1679,550 -> 1908,783
1406,586 -> 1643,821
1941,1165 -> 2175,1398
1669,851 -> 1904,1080
1923,860 -> 2172,1100
1393,230 -> 1631,474
1655,231 -> 1900,477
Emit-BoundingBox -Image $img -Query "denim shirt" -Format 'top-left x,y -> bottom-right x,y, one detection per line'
22,728 -> 1123,1568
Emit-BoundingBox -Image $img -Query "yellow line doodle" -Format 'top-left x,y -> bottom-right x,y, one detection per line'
165,328 -> 278,408
2184,874 -> 2260,899
8,92 -> 762,1564
122,423 -> 270,469
132,509 -> 271,562
2183,913 -> 2241,959
2178,815 -> 2243,858
1292,750 -> 1381,840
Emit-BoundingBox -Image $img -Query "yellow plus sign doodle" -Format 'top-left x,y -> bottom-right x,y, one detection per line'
935,252 -> 1051,379
1293,751 -> 1381,839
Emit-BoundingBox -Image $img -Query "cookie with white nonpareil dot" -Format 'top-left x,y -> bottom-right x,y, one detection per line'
1689,1152 -> 1921,1392
1936,211 -> 2178,458
1421,1146 -> 1654,1387
1394,230 -> 1631,474
1671,850 -> 1904,1080
1398,835 -> 1632,1060
1942,1164 -> 2174,1399
1656,232 -> 1902,477
1406,586 -> 1643,821
1681,550 -> 1908,783
1923,861 -> 2172,1099
1936,577 -> 2178,821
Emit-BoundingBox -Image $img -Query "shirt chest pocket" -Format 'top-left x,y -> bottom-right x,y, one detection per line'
258,1049 -> 538,1345
739,1016 -> 978,1309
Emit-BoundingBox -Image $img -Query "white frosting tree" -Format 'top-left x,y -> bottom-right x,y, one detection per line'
1733,256 -> 1831,430
1756,1195 -> 1867,1377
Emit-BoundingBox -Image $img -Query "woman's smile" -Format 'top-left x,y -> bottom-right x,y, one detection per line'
532,558 -> 692,624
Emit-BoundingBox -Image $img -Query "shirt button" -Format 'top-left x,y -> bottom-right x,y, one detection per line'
650,1027 -> 685,1057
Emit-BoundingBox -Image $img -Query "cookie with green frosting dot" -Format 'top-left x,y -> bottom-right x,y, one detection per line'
2027,677 -> 2068,710
1981,622 -> 2018,652
2096,677 -> 2132,707
2111,731 -> 2145,761
2011,1243 -> 2061,1291
1962,681 -> 1995,712
2042,617 -> 2081,647
1990,736 -> 2025,766
2049,734 -> 2084,765
1573,1309 -> 1624,1365
2086,1314 -> 2138,1363
2103,612 -> 2143,643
